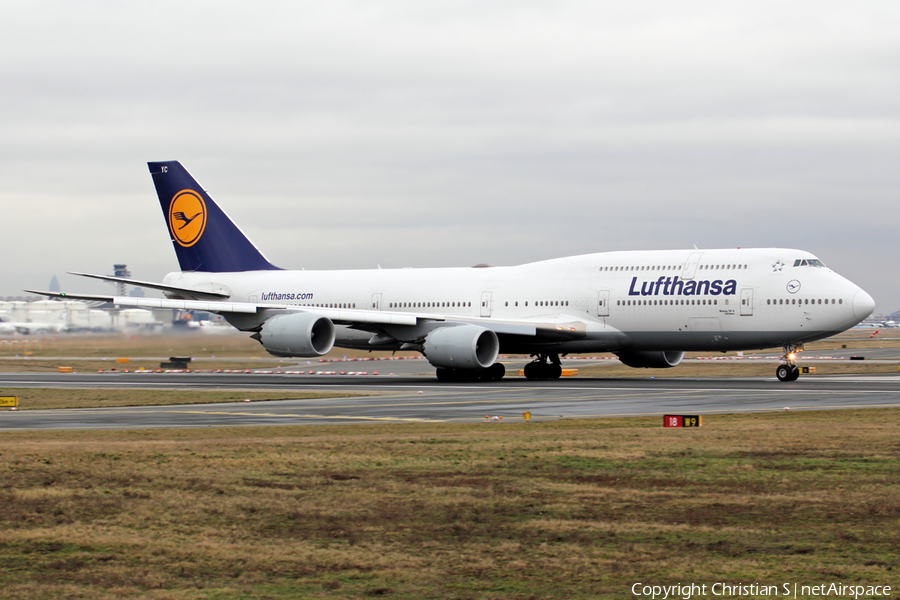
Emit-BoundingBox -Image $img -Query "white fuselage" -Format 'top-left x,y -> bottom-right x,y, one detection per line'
163,247 -> 874,354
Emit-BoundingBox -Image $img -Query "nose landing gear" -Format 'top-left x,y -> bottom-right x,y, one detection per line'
776,344 -> 803,382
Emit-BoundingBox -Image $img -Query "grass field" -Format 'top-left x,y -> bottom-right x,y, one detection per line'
574,361 -> 900,378
1,410 -> 898,599
0,333 -> 421,373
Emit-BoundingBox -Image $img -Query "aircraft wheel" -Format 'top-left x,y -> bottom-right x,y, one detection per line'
548,363 -> 562,379
436,368 -> 456,382
523,362 -> 538,380
474,369 -> 491,382
488,362 -> 506,381
776,365 -> 792,382
789,365 -> 801,381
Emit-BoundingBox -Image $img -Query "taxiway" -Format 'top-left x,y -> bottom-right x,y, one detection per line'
2,371 -> 899,430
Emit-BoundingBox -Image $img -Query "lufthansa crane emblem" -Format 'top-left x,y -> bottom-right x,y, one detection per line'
168,190 -> 207,247
786,280 -> 801,294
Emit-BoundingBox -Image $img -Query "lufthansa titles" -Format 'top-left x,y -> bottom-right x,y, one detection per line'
628,276 -> 737,297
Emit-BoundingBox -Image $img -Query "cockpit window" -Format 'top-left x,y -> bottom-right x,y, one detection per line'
794,258 -> 826,268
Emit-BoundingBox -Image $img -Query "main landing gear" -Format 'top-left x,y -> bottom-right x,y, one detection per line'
776,343 -> 803,382
436,362 -> 506,382
523,353 -> 562,380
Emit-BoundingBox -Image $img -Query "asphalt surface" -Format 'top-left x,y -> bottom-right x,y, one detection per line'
2,370 -> 899,430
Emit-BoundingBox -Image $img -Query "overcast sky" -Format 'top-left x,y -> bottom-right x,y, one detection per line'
2,1 -> 898,312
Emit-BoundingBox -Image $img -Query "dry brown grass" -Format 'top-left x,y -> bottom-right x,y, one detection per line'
573,361 -> 900,379
0,333 -> 425,374
0,360 -> 292,373
0,332 -> 269,358
1,411 -> 898,598
0,332 -> 425,360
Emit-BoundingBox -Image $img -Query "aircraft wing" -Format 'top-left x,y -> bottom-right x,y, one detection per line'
24,290 -> 418,326
21,290 -> 605,338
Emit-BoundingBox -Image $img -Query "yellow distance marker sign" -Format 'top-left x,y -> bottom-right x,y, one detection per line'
663,415 -> 702,428
0,396 -> 19,408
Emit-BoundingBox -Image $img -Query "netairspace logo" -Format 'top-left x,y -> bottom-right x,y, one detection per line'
631,582 -> 892,599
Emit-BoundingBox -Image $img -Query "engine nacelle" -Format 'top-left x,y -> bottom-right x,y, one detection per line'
256,313 -> 335,357
616,350 -> 685,369
422,325 -> 499,370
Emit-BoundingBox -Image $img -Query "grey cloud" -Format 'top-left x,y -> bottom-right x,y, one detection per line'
1,1 -> 898,310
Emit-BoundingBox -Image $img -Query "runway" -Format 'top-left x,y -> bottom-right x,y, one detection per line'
2,371 -> 899,430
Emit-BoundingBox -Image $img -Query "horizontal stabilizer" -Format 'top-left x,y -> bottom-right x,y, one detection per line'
68,272 -> 231,300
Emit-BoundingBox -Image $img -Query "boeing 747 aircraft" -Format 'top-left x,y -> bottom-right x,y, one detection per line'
29,161 -> 875,382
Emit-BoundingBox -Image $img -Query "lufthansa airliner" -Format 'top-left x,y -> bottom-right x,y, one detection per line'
29,161 -> 876,382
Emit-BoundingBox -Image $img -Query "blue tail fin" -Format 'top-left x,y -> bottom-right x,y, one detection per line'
148,161 -> 280,272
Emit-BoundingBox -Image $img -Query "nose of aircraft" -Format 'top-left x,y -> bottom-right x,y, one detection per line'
852,289 -> 876,321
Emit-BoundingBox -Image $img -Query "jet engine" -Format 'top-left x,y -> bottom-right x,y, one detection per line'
422,325 -> 499,370
616,350 -> 685,369
254,313 -> 336,357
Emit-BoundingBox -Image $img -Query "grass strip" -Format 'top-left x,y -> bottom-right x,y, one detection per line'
0,409 -> 897,598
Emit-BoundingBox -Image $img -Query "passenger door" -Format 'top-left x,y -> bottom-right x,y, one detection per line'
597,290 -> 610,317
740,288 -> 753,316
682,252 -> 704,280
480,292 -> 492,317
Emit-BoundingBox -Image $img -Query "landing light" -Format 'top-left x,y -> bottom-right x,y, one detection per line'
788,353 -> 796,361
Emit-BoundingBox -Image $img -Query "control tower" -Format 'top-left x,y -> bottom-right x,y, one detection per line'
112,264 -> 131,296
